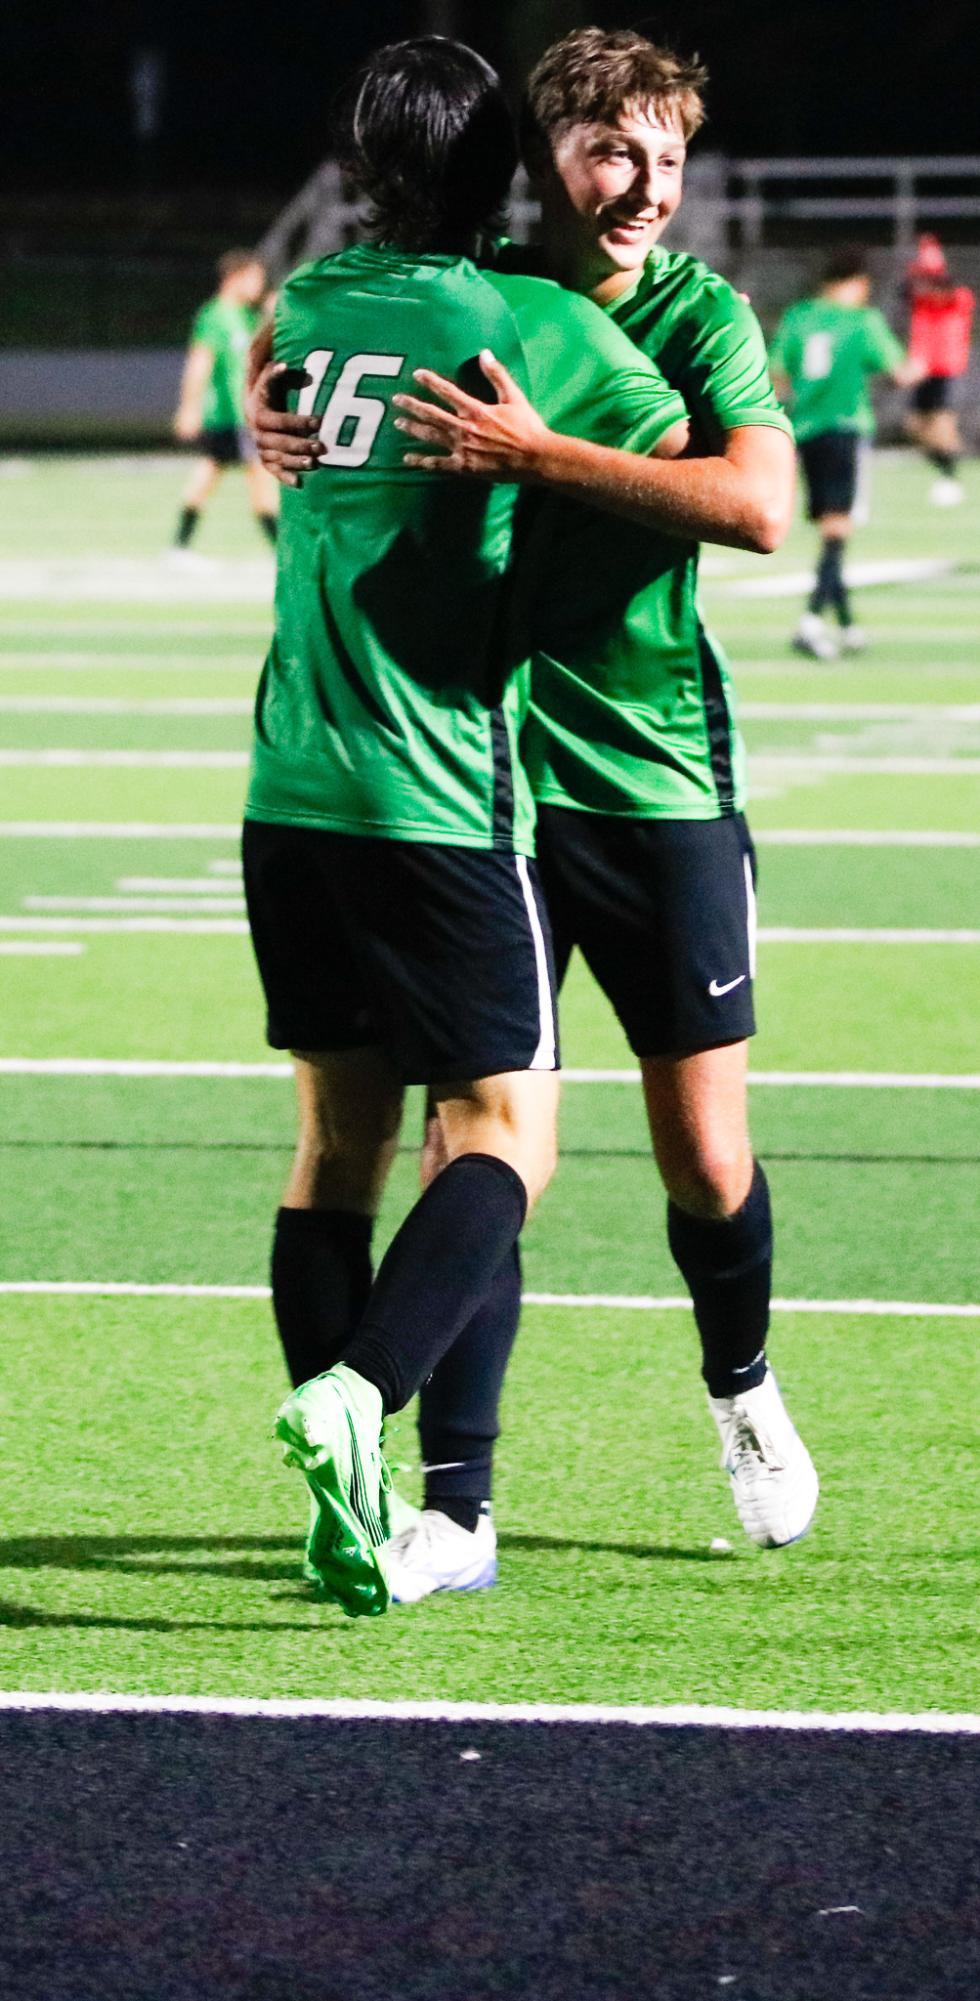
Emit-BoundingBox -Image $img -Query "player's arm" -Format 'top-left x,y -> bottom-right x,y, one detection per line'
174,341 -> 214,441
393,352 -> 793,555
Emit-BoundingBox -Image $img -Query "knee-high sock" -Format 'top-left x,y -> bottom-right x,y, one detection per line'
418,1245 -> 522,1526
667,1162 -> 772,1399
343,1154 -> 527,1414
271,1206 -> 373,1388
809,535 -> 852,625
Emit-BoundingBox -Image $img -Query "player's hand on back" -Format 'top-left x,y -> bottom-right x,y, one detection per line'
246,360 -> 324,488
393,350 -> 554,481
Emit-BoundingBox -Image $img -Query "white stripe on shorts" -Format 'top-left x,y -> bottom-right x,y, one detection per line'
744,851 -> 758,980
514,854 -> 557,1071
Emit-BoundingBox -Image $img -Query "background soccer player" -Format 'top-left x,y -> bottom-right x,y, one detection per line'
769,247 -> 922,658
903,233 -> 974,507
170,249 -> 279,559
243,36 -> 688,1616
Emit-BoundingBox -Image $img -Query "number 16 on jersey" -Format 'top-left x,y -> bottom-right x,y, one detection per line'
297,350 -> 406,467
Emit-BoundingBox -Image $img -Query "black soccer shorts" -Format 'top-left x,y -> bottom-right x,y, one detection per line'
242,820 -> 559,1085
196,425 -> 258,467
911,374 -> 954,416
536,805 -> 757,1059
797,430 -> 861,520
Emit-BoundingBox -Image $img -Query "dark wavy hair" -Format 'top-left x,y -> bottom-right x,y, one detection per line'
336,38 -> 518,253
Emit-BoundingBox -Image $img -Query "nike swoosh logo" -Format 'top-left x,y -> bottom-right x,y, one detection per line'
708,975 -> 747,997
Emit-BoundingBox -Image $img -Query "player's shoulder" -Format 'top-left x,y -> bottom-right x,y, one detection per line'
651,248 -> 760,335
486,268 -> 606,329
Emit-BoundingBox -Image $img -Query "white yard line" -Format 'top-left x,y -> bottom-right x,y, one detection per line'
719,557 -> 958,598
0,943 -> 84,957
0,696 -> 252,715
740,702 -> 980,721
1,1059 -> 978,1088
0,557 -> 273,603
0,1690 -> 975,1733
23,897 -> 245,914
0,750 -> 248,767
117,877 -> 243,892
0,916 -> 248,933
755,830 -> 980,847
750,755 -> 980,775
0,823 -> 241,838
0,622 -> 267,638
2,1281 -> 976,1317
2,916 -> 976,941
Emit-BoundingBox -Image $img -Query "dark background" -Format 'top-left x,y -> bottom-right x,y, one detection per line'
3,0 -> 978,196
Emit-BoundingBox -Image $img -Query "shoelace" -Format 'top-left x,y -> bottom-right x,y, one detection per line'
726,1412 -> 787,1477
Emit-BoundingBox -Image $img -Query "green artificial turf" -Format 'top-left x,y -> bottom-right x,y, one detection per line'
0,450 -> 977,1716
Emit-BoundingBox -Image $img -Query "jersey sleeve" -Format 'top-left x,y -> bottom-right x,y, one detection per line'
190,301 -> 219,350
669,281 -> 793,442
521,289 -> 688,454
862,308 -> 905,374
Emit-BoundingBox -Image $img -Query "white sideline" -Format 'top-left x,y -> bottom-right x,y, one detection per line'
0,823 -> 242,838
2,1282 -> 976,1317
0,823 -> 973,846
3,916 -> 978,942
0,1691 -> 975,1733
0,697 -> 252,715
0,943 -> 84,957
1,1059 -> 978,1088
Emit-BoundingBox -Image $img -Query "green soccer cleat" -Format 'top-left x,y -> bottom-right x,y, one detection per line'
275,1364 -> 392,1618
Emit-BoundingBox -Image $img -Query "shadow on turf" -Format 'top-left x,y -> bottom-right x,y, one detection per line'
498,1531 -> 718,1563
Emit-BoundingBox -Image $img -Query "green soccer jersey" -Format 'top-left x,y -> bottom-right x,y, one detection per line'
768,297 -> 904,441
190,296 -> 262,431
245,243 -> 686,851
522,247 -> 793,821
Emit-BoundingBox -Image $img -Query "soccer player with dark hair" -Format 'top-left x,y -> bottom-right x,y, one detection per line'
170,249 -> 278,559
243,35 -> 689,1617
770,247 -> 921,658
256,27 -> 827,1595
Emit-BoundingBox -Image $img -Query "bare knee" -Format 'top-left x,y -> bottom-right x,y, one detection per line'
660,1137 -> 753,1219
285,1050 -> 404,1213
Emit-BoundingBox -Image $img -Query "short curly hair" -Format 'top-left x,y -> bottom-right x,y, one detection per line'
521,27 -> 707,169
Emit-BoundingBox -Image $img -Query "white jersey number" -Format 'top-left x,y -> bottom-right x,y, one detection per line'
297,349 -> 406,467
801,331 -> 835,381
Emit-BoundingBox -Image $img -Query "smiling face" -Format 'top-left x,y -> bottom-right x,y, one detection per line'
536,103 -> 687,303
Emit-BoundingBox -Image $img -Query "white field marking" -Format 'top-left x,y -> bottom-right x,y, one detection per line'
207,860 -> 242,874
0,696 -> 252,716
0,557 -> 273,603
0,655 -> 257,672
755,830 -> 980,848
735,659 -> 980,676
2,1060 -> 978,1090
750,755 -> 980,776
0,823 -> 241,838
0,750 -> 247,768
741,702 -> 980,722
720,557 -> 956,598
0,942 -> 84,957
0,621 -> 266,638
4,915 -> 977,943
759,927 -> 980,943
117,877 -> 243,893
23,896 -> 245,914
0,1691 -> 976,1734
2,1282 -> 977,1318
0,916 -> 247,934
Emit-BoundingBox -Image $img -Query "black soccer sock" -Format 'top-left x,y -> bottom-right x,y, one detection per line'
809,536 -> 850,622
271,1206 -> 373,1388
257,512 -> 278,546
174,506 -> 200,548
667,1161 -> 772,1399
927,449 -> 959,476
342,1154 -> 527,1414
419,1244 -> 522,1524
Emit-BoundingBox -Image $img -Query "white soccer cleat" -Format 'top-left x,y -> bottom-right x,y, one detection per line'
791,612 -> 838,661
929,476 -> 965,508
380,1507 -> 497,1604
840,625 -> 868,654
708,1369 -> 818,1549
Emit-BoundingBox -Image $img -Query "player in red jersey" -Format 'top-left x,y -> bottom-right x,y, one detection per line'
904,235 -> 974,506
